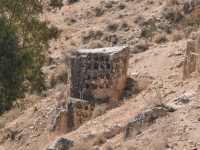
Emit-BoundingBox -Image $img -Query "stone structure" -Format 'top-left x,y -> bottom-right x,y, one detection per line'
47,137 -> 73,150
50,46 -> 129,134
67,97 -> 95,130
183,37 -> 200,79
69,46 -> 129,104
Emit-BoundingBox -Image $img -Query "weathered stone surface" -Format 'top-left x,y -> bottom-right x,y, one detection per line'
52,46 -> 130,133
122,78 -> 139,99
183,0 -> 200,14
124,104 -> 175,139
49,109 -> 69,134
69,46 -> 129,104
47,137 -> 73,150
173,91 -> 195,104
67,97 -> 95,130
183,37 -> 200,79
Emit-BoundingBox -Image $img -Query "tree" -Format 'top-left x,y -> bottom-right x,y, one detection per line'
0,17 -> 23,113
0,0 -> 59,113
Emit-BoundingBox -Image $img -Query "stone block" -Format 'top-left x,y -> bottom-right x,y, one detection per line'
67,97 -> 95,130
69,46 -> 129,103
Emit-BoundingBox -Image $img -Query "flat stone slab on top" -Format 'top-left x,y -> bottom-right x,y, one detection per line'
77,46 -> 128,55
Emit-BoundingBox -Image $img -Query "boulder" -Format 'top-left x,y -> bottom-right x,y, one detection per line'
124,104 -> 175,139
47,137 -> 73,150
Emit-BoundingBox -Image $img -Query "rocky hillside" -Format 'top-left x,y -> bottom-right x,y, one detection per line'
1,0 -> 200,150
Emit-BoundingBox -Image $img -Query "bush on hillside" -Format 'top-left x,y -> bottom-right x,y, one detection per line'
0,0 -> 61,113
0,17 -> 23,113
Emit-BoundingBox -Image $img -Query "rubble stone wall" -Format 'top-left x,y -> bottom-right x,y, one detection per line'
67,97 -> 95,130
183,37 -> 200,79
70,46 -> 129,103
52,46 -> 130,132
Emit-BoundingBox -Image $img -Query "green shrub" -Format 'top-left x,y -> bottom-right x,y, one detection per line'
0,0 -> 61,113
180,15 -> 200,37
141,20 -> 158,39
181,16 -> 200,28
0,17 -> 23,113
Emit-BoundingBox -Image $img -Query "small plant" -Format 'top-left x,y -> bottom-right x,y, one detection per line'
48,25 -> 62,39
0,0 -> 61,114
182,16 -> 200,28
141,20 -> 157,39
180,15 -> 200,37
0,17 -> 23,113
174,6 -> 200,36
49,0 -> 63,9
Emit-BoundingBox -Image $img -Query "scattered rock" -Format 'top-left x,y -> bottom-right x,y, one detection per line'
183,0 -> 200,14
106,22 -> 119,32
64,16 -> 77,25
134,15 -> 146,26
4,128 -> 20,141
119,22 -> 129,32
173,91 -> 195,105
47,137 -> 73,150
94,7 -> 105,17
124,104 -> 176,139
101,0 -> 114,9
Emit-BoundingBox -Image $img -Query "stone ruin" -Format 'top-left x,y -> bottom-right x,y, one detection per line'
67,46 -> 129,129
50,46 -> 129,133
69,46 -> 129,103
183,37 -> 200,79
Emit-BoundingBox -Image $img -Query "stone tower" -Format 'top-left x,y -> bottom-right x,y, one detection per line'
50,46 -> 129,134
69,46 -> 129,104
